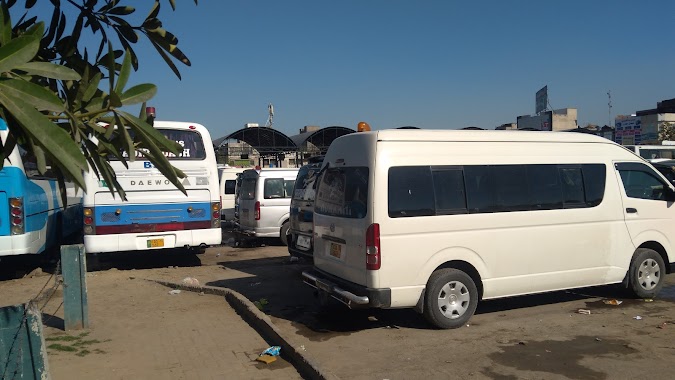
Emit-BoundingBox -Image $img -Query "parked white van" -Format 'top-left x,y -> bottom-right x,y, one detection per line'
218,166 -> 246,222
237,168 -> 299,245
302,129 -> 675,329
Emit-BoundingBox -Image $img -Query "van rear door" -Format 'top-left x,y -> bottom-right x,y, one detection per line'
238,171 -> 259,229
313,166 -> 370,286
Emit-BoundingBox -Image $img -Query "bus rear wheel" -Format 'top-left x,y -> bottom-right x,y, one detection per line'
423,268 -> 478,329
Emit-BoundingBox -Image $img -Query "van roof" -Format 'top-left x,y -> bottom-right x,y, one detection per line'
371,129 -> 615,144
242,168 -> 299,177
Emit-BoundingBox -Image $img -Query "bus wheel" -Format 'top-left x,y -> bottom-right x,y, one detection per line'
423,268 -> 478,329
627,248 -> 665,299
280,222 -> 290,246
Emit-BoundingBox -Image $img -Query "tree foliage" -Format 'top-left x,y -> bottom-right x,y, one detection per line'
658,122 -> 675,143
0,0 -> 197,201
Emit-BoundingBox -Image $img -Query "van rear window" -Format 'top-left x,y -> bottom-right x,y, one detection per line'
292,165 -> 320,201
240,178 -> 256,200
315,167 -> 369,219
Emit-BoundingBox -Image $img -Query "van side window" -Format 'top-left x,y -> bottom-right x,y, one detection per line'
387,163 -> 607,218
432,168 -> 467,214
264,178 -> 285,199
527,165 -> 563,210
388,167 -> 434,217
465,166 -> 495,213
224,180 -> 236,195
284,180 -> 296,198
493,165 -> 529,212
559,167 -> 585,208
616,163 -> 665,200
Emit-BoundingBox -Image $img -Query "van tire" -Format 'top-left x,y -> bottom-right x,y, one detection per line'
423,268 -> 478,329
280,222 -> 290,246
627,248 -> 665,299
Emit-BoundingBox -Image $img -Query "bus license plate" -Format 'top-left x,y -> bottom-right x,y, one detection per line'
147,238 -> 164,248
329,242 -> 343,260
296,235 -> 311,250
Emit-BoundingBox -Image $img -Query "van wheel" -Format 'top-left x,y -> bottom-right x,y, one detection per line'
627,248 -> 665,299
423,268 -> 478,329
280,222 -> 290,246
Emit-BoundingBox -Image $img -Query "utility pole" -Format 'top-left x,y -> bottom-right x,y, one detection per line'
607,90 -> 612,127
264,103 -> 274,128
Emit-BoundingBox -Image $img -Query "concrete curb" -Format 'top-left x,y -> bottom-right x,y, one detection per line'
149,279 -> 339,380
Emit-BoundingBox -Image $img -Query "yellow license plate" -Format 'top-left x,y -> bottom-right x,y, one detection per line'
147,238 -> 164,248
329,242 -> 342,259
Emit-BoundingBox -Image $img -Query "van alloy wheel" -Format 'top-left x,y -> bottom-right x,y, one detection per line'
437,281 -> 471,319
627,248 -> 665,299
423,268 -> 478,329
637,258 -> 661,291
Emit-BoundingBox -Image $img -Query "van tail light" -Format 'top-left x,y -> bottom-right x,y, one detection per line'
366,223 -> 380,270
254,201 -> 261,220
9,197 -> 24,235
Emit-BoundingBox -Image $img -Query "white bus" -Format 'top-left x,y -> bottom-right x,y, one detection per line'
83,121 -> 221,254
0,118 -> 83,256
303,129 -> 674,329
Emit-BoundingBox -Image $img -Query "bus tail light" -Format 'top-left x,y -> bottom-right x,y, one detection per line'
9,197 -> 24,235
254,201 -> 260,220
211,202 -> 221,228
83,207 -> 96,235
366,223 -> 380,270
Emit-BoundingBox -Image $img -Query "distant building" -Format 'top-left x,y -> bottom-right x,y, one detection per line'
516,108 -> 577,131
635,98 -> 675,144
495,123 -> 517,130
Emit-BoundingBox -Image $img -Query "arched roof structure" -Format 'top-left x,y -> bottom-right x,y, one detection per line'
218,127 -> 297,156
289,126 -> 355,154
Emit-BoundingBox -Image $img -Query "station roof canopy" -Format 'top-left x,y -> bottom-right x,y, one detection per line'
289,126 -> 355,153
217,127 -> 297,156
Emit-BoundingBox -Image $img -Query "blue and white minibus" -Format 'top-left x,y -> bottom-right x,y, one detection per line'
0,118 -> 83,256
82,120 -> 221,253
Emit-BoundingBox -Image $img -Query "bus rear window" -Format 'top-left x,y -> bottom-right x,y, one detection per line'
111,129 -> 206,160
315,167 -> 369,219
292,165 -> 320,201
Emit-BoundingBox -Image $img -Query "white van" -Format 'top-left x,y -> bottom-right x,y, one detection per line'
237,168 -> 299,245
218,166 -> 245,222
302,129 -> 674,329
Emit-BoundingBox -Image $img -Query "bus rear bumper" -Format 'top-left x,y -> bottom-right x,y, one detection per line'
84,228 -> 221,254
0,234 -> 44,256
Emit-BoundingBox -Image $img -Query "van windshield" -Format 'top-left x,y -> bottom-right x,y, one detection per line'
315,167 -> 369,219
292,165 -> 320,201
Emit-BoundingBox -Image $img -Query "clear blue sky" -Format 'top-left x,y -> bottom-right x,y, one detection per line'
22,1 -> 675,139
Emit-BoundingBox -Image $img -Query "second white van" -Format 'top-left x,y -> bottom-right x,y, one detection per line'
218,166 -> 245,222
303,129 -> 674,329
237,168 -> 299,245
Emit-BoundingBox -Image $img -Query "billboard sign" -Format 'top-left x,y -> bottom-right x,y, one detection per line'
536,86 -> 548,114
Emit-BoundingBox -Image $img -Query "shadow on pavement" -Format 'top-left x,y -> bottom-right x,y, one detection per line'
86,248 -> 202,272
206,254 -> 641,337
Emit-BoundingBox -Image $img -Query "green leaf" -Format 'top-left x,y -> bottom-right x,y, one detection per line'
115,113 -> 135,162
148,40 -> 181,79
147,1 -> 160,19
117,110 -> 181,155
0,78 -> 64,112
114,51 -> 131,94
0,1 -> 11,46
108,6 -> 135,16
0,93 -> 87,189
108,91 -> 122,108
120,84 -> 156,106
15,62 -> 81,80
82,72 -> 102,103
169,0 -> 176,11
0,34 -> 39,73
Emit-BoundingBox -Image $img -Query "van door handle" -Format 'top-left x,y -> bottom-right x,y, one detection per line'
626,208 -> 637,214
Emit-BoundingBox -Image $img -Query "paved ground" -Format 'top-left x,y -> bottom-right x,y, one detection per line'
2,237 -> 675,380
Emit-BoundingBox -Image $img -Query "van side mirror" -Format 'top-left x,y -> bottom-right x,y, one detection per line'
665,186 -> 675,202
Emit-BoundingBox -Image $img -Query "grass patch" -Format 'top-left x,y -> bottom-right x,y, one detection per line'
48,343 -> 77,352
46,335 -> 79,342
76,349 -> 91,357
254,298 -> 269,311
73,339 -> 102,347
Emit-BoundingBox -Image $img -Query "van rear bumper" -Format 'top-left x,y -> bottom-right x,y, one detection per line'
302,269 -> 391,309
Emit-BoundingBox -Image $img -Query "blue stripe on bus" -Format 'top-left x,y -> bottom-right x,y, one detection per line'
94,202 -> 212,226
0,118 -> 6,131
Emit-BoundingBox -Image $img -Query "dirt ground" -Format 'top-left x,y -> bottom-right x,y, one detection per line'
2,239 -> 675,380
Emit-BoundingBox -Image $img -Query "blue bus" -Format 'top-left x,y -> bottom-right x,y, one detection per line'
0,118 -> 83,256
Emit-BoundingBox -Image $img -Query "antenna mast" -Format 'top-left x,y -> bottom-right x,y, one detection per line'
265,103 -> 274,128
